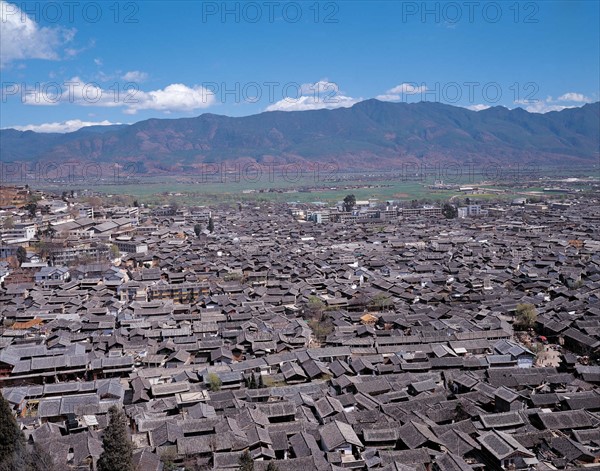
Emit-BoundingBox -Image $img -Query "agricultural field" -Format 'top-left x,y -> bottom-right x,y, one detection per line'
26,165 -> 597,206
32,176 -> 458,205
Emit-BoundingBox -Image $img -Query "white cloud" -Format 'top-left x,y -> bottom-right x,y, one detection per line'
376,83 -> 428,102
266,94 -> 359,112
297,80 -> 337,95
557,92 -> 591,103
18,77 -> 121,107
11,119 -> 122,133
94,58 -> 103,66
389,83 -> 428,95
13,78 -> 216,113
265,80 -> 359,112
514,95 -> 585,113
466,104 -> 491,111
375,94 -> 402,102
0,0 -> 76,68
124,83 -> 215,114
2,82 -> 62,106
122,70 -> 148,82
521,103 -> 571,113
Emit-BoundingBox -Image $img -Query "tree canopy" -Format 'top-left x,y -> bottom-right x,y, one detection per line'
238,450 -> 254,471
16,246 -> 27,265
515,303 -> 538,330
0,392 -> 24,467
442,203 -> 458,219
370,293 -> 393,310
343,194 -> 356,212
207,372 -> 222,392
0,393 -> 55,471
97,406 -> 134,471
306,295 -> 325,317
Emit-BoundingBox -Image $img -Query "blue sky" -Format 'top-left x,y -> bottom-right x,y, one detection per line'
1,0 -> 599,132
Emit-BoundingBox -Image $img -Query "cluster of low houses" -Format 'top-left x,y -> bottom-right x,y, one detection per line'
1,188 -> 600,470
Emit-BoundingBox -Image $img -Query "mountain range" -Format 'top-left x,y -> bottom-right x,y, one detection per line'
2,100 -> 599,173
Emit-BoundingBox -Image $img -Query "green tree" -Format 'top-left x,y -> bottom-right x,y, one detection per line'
238,450 -> 254,471
37,241 -> 51,261
168,200 -> 179,213
133,200 -> 139,207
110,245 -> 120,259
24,202 -> 37,217
0,392 -> 25,469
257,373 -> 264,389
194,224 -> 202,237
343,194 -> 356,212
16,246 -> 27,265
160,448 -> 178,471
207,217 -> 214,233
42,223 -> 56,239
308,317 -> 334,344
249,373 -> 257,389
306,295 -> 325,319
515,303 -> 538,330
370,293 -> 393,311
207,373 -> 222,392
442,203 -> 458,219
266,462 -> 280,471
97,406 -> 134,471
2,216 -> 14,230
24,444 -> 57,471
